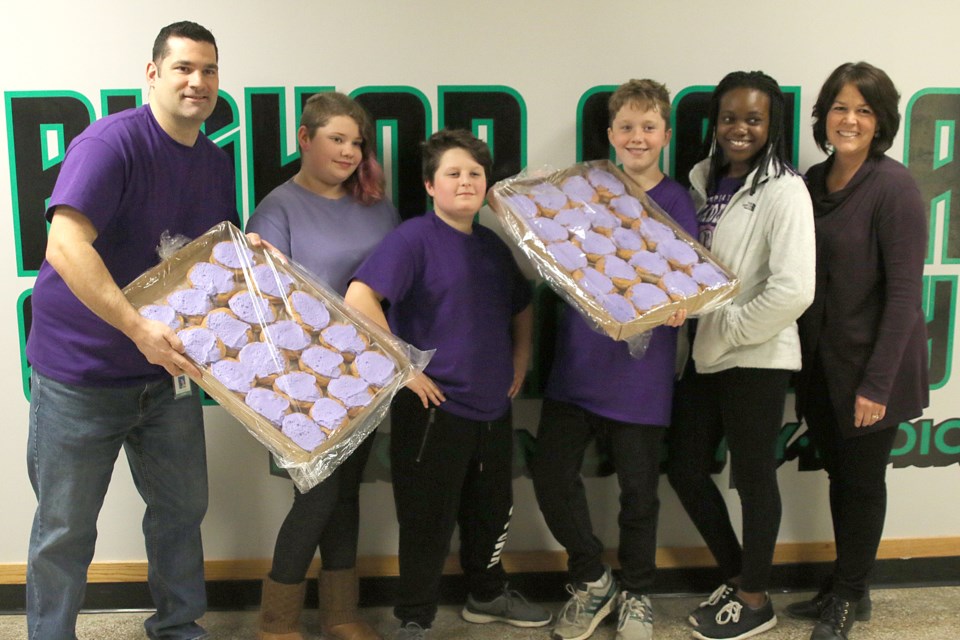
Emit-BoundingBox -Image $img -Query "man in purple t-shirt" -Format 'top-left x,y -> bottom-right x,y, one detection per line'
25,22 -> 241,640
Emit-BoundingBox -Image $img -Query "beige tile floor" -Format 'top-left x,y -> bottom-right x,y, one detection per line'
1,587 -> 958,639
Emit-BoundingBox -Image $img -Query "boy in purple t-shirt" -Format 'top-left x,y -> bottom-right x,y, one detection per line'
530,80 -> 697,640
346,130 -> 550,639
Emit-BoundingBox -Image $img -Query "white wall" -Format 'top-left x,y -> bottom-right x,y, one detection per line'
1,1 -> 958,568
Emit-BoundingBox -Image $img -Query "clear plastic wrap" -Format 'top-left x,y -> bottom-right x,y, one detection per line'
123,221 -> 431,492
490,160 -> 739,356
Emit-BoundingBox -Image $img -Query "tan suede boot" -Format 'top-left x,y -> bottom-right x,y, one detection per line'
258,576 -> 306,640
318,567 -> 382,640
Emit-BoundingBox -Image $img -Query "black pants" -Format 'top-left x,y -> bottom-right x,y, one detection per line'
666,366 -> 790,593
269,433 -> 376,583
803,358 -> 898,602
390,389 -> 512,627
531,399 -> 664,592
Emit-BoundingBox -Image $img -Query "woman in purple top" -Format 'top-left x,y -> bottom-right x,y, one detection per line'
247,92 -> 397,640
787,63 -> 928,640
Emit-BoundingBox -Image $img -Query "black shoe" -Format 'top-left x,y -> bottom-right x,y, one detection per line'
810,595 -> 856,640
786,589 -> 871,622
691,592 -> 777,640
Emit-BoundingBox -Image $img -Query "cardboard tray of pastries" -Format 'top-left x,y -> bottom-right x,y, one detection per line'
490,160 -> 739,341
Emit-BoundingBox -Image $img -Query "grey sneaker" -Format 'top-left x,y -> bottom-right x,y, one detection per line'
462,586 -> 552,627
616,592 -> 654,640
551,566 -> 619,640
394,621 -> 429,639
689,582 -> 736,627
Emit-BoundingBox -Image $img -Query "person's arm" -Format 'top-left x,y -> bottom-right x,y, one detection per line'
345,280 -> 445,408
45,206 -> 201,378
508,304 -> 533,398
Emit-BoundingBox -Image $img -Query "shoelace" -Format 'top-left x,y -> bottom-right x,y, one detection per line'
700,583 -> 734,608
617,596 -> 651,630
714,600 -> 743,625
399,622 -> 427,639
823,596 -> 851,631
497,587 -> 532,613
558,583 -> 589,623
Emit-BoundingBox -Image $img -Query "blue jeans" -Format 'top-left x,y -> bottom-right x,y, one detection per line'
27,371 -> 209,640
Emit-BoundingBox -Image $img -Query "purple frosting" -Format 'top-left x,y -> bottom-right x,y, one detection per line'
300,345 -> 344,379
229,291 -> 277,324
661,271 -> 700,298
210,359 -> 255,393
239,341 -> 286,379
281,413 -> 327,451
167,288 -> 213,317
503,194 -> 538,219
636,217 -> 675,247
139,304 -> 180,330
598,293 -> 637,323
657,238 -> 699,267
691,262 -> 729,288
309,398 -> 348,430
586,168 -> 626,196
630,283 -> 670,312
275,372 -> 321,403
262,320 -> 310,352
253,264 -> 295,300
560,175 -> 597,203
581,231 -> 616,257
188,262 -> 236,298
290,291 -> 331,331
321,324 -> 367,355
529,217 -> 569,243
586,206 -> 619,233
610,194 -> 643,220
599,255 -> 637,282
629,250 -> 669,276
205,310 -> 251,351
547,241 -> 588,272
529,183 -> 568,211
245,387 -> 290,426
177,327 -> 222,364
555,207 -> 592,235
355,350 -> 396,387
612,227 -> 644,252
577,267 -> 614,297
212,241 -> 254,270
328,375 -> 373,409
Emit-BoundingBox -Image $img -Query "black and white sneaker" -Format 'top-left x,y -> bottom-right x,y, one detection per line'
689,582 -> 736,627
691,592 -> 777,640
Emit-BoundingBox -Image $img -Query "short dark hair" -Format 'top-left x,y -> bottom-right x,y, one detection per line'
421,129 -> 493,185
152,21 -> 218,63
608,78 -> 672,126
812,61 -> 900,158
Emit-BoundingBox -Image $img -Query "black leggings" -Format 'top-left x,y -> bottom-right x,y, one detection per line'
666,366 -> 790,593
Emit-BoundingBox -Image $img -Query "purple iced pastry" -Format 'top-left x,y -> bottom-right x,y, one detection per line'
290,291 -> 331,332
629,250 -> 669,277
612,227 -> 644,253
629,283 -> 670,312
274,371 -> 322,405
139,304 -> 180,330
252,264 -> 295,300
210,358 -> 255,393
327,375 -> 373,410
610,194 -> 643,221
586,168 -> 626,197
167,288 -> 213,318
598,255 -> 637,286
355,350 -> 396,387
598,292 -> 637,323
300,345 -> 344,380
529,217 -> 569,243
188,262 -> 236,299
239,342 -> 287,380
503,194 -> 538,219
555,207 -> 592,236
245,387 -> 290,426
547,241 -> 588,272
177,327 -> 223,365
577,267 -> 614,297
635,217 -> 675,248
281,413 -> 327,451
560,175 -> 597,204
657,238 -> 699,268
529,183 -> 568,212
203,310 -> 252,352
580,231 -> 616,258
262,320 -> 310,352
691,262 -> 729,288
321,324 -> 367,357
661,270 -> 700,299
586,206 -> 620,235
309,398 -> 348,431
212,241 -> 254,271
229,291 -> 277,324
